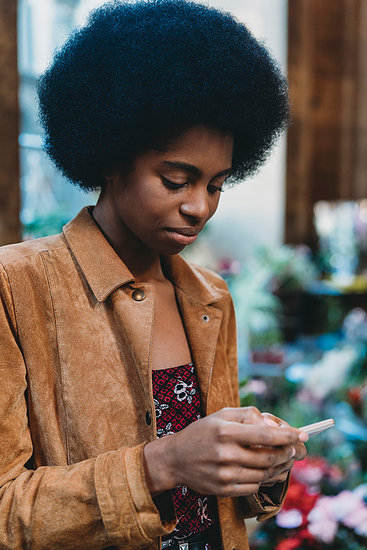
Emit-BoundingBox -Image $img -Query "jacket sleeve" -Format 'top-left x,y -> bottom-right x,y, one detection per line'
0,263 -> 176,550
224,290 -> 290,522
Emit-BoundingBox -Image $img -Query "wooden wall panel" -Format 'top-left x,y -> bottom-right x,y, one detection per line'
0,0 -> 20,246
286,0 -> 367,245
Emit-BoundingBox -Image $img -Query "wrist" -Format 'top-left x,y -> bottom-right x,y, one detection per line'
143,436 -> 177,496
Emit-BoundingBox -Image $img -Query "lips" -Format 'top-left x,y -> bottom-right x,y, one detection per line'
166,227 -> 201,237
165,227 -> 201,245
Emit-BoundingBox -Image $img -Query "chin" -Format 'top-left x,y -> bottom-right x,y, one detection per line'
154,241 -> 187,256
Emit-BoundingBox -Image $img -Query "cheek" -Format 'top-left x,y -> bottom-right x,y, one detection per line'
207,195 -> 221,220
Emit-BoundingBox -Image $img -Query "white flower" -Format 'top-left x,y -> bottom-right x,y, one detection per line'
174,379 -> 196,403
308,519 -> 338,543
157,422 -> 174,437
276,509 -> 303,529
153,398 -> 169,418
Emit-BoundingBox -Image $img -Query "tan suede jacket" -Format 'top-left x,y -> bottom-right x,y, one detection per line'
0,207 -> 287,550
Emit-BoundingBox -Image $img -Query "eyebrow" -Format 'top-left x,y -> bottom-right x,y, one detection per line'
159,161 -> 232,179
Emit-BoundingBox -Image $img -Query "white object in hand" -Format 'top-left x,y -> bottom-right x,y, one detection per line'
299,418 -> 335,437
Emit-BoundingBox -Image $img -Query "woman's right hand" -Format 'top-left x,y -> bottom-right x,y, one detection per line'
143,406 -> 307,498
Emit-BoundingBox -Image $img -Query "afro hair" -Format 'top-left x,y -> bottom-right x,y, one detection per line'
37,0 -> 289,191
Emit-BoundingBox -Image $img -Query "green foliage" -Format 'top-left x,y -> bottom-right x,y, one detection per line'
22,212 -> 70,239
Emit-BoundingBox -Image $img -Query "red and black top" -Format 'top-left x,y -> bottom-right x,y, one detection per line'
152,363 -> 218,542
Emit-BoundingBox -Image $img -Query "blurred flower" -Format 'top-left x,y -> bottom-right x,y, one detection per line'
276,509 -> 303,529
275,529 -> 315,550
275,538 -> 301,550
283,480 -> 319,522
217,257 -> 242,276
308,516 -> 337,543
240,379 -> 267,397
291,456 -> 329,486
343,506 -> 367,531
348,387 -> 364,406
304,346 -> 358,400
343,308 -> 367,343
354,483 -> 367,502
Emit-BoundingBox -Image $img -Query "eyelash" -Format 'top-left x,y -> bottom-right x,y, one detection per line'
161,176 -> 224,194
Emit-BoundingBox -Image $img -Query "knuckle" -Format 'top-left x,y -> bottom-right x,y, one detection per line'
258,427 -> 272,446
217,467 -> 231,485
216,447 -> 231,464
215,422 -> 228,442
245,406 -> 261,418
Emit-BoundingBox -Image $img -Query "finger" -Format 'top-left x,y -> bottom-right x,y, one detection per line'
219,442 -> 296,471
224,465 -> 272,485
219,406 -> 264,425
262,412 -> 283,426
224,422 -> 303,448
262,412 -> 291,429
262,459 -> 294,484
223,483 -> 261,498
242,446 -> 296,470
294,442 -> 307,461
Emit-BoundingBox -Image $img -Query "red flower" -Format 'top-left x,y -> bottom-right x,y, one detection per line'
283,480 -> 319,517
348,387 -> 363,405
275,529 -> 316,550
275,538 -> 300,550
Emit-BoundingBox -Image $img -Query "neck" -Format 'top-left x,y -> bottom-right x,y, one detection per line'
92,200 -> 165,283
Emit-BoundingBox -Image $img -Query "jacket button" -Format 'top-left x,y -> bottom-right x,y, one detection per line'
202,314 -> 210,322
145,411 -> 152,425
132,289 -> 146,301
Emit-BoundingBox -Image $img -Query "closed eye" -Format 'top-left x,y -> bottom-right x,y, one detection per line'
161,176 -> 224,194
161,176 -> 187,190
207,185 -> 224,194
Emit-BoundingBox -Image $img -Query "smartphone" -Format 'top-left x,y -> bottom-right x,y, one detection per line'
299,418 -> 335,437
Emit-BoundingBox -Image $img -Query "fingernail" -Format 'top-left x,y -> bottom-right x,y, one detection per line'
291,447 -> 296,457
263,418 -> 278,427
298,431 -> 309,442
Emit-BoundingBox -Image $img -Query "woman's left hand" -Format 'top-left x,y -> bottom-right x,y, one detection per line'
259,412 -> 308,486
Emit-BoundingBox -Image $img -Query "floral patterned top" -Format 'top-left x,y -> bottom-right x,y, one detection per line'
152,363 -> 218,543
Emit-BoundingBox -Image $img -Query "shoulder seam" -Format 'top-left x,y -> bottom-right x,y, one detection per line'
0,243 -> 66,268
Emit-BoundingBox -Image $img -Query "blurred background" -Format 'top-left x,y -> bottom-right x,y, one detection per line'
1,0 -> 367,547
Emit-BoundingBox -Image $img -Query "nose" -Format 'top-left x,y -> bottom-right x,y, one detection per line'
179,186 -> 210,222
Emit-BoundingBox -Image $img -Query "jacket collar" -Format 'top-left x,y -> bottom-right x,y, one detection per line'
62,207 -> 227,305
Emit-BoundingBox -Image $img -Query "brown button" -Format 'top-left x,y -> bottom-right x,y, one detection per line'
132,289 -> 146,301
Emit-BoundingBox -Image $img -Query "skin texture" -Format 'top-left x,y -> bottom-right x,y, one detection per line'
92,125 -> 308,499
93,125 -> 233,370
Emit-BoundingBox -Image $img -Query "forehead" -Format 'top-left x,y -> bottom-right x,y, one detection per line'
143,125 -> 234,172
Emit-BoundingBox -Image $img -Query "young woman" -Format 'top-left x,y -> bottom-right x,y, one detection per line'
0,1 -> 307,549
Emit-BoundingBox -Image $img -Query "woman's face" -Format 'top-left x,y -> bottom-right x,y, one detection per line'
107,125 -> 234,255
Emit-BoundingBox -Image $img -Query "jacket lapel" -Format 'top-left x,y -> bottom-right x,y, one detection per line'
63,209 -> 229,412
175,288 -> 223,414
109,284 -> 156,404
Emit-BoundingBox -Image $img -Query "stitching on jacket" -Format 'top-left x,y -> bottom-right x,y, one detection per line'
147,287 -> 157,435
40,251 -> 71,464
0,239 -> 65,267
93,454 -> 118,546
204,307 -> 223,414
122,448 -> 153,543
0,261 -> 19,341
